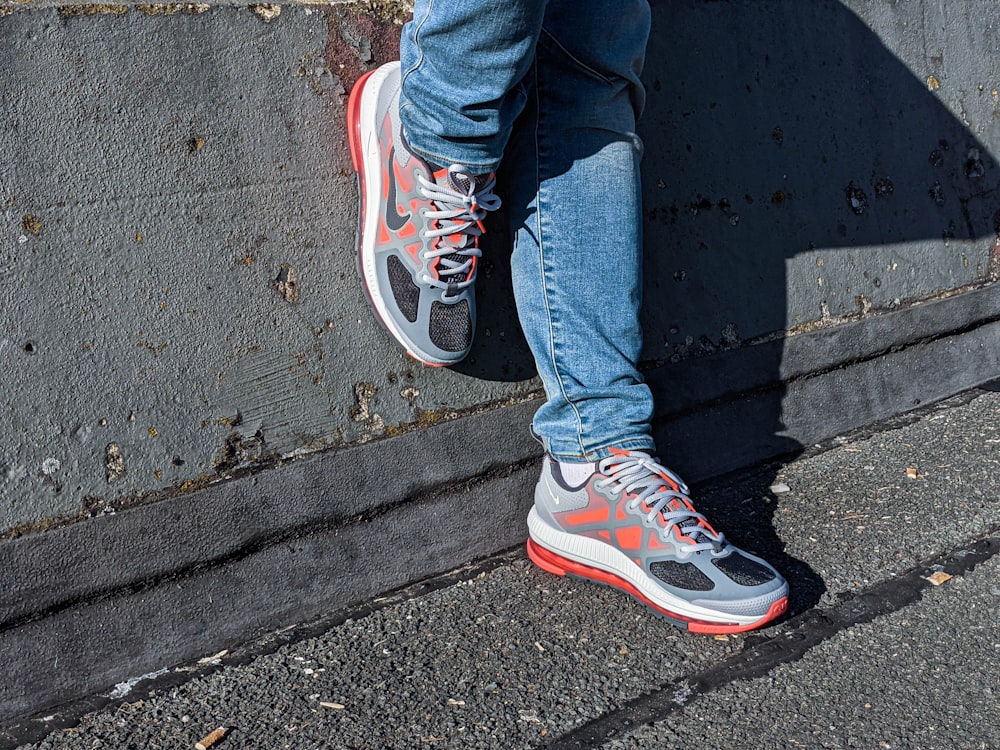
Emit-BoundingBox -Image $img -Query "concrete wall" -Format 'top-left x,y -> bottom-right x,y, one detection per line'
642,1 -> 998,346
0,1 -> 534,535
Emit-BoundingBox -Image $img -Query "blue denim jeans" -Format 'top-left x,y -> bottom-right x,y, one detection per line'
400,0 -> 655,462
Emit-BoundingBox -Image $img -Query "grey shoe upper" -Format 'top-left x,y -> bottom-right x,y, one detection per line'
354,61 -> 500,365
533,453 -> 789,607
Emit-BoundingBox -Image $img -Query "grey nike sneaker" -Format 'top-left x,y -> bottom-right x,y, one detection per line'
347,61 -> 501,366
527,449 -> 789,633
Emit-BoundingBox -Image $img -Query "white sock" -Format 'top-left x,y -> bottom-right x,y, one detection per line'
557,460 -> 596,486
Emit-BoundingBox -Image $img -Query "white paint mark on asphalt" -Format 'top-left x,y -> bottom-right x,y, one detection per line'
107,668 -> 169,699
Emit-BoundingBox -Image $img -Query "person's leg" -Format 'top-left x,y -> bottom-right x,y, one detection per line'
349,0 -> 788,632
399,0 -> 546,173
510,0 -> 789,632
348,0 -> 543,366
507,0 -> 654,462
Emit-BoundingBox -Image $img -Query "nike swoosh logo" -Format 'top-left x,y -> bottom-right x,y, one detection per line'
543,469 -> 590,510
385,146 -> 411,232
547,484 -> 561,506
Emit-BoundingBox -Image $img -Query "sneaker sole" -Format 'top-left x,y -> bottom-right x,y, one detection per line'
527,510 -> 788,634
347,64 -> 453,369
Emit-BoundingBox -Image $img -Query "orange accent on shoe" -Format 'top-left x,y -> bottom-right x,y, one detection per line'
526,538 -> 570,577
687,597 -> 788,635
404,350 -> 444,368
346,69 -> 377,173
526,539 -> 787,634
655,470 -> 683,494
378,222 -> 394,246
645,533 -> 671,550
614,526 -> 643,551
393,159 -> 414,193
562,506 -> 611,527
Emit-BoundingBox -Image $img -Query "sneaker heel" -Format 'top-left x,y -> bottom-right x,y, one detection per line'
346,68 -> 377,173
526,539 -> 569,577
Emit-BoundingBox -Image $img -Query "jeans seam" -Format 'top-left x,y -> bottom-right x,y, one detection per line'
533,61 -> 588,458
539,26 -> 615,86
400,0 -> 431,93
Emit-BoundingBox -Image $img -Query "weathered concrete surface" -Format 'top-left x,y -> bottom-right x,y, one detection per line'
1,0 -> 998,535
641,1 -> 1000,351
2,281 -> 999,722
0,3 -> 534,533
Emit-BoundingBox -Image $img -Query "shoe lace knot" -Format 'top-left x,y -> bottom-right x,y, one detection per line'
597,450 -> 726,554
416,165 -> 501,296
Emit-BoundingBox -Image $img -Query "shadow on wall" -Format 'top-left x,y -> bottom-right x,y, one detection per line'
637,0 -> 997,468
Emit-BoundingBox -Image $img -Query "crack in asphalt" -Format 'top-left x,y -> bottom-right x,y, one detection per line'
544,532 -> 1000,749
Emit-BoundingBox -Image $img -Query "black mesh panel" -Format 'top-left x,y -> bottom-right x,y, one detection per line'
712,552 -> 776,586
429,299 -> 472,352
649,560 -> 714,591
387,255 -> 420,323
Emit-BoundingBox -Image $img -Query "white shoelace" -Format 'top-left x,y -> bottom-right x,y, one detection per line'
416,165 -> 501,296
596,452 -> 726,554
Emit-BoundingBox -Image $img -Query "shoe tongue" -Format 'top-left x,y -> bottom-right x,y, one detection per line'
428,165 -> 482,286
643,466 -> 703,535
679,515 -> 702,534
669,498 -> 719,549
446,169 -> 473,194
429,165 -> 480,196
659,491 -> 698,531
442,256 -> 476,292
